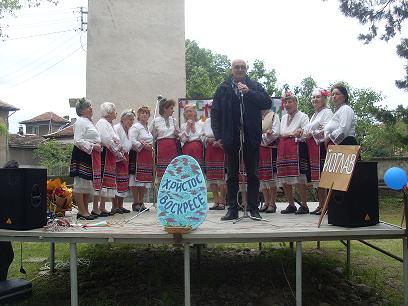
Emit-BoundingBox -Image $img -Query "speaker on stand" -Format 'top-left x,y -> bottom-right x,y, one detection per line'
0,168 -> 47,230
328,162 -> 379,227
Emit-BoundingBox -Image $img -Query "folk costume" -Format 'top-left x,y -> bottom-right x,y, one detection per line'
114,122 -> 132,196
69,116 -> 102,194
202,117 -> 226,185
259,110 -> 280,189
150,115 -> 179,179
180,118 -> 204,168
128,121 -> 154,188
304,107 -> 333,185
324,103 -> 357,145
96,117 -> 123,198
276,111 -> 310,186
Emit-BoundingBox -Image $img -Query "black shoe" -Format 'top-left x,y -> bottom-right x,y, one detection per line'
120,207 -> 131,213
295,205 -> 309,215
281,205 -> 297,214
310,208 -> 322,215
77,213 -> 96,220
221,209 -> 238,221
249,210 -> 262,220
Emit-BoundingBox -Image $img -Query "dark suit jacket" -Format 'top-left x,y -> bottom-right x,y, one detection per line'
211,76 -> 272,151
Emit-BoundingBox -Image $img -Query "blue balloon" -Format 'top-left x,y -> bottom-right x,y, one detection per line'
384,167 -> 408,190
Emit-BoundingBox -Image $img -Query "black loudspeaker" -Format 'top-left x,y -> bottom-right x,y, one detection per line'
0,168 -> 47,230
328,162 -> 379,227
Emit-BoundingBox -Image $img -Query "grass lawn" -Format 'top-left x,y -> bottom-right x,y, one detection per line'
3,189 -> 406,306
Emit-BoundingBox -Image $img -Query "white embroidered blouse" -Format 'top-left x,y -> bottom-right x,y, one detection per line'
324,104 -> 356,144
95,117 -> 122,157
179,120 -> 204,143
149,116 -> 178,140
128,121 -> 153,152
114,123 -> 132,153
280,111 -> 309,137
73,116 -> 101,155
304,108 -> 333,144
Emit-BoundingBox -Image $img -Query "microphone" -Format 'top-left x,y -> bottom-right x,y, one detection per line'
232,81 -> 243,98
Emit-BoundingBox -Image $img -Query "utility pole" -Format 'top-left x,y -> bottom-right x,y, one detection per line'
80,7 -> 88,32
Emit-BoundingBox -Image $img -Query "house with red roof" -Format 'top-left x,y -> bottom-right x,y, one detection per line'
20,111 -> 70,136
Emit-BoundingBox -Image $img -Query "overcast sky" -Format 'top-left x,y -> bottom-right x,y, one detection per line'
1,0 -> 407,133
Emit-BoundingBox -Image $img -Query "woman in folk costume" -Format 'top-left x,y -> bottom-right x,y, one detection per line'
150,98 -> 179,183
258,108 -> 280,213
179,104 -> 204,168
69,99 -> 102,220
112,109 -> 135,214
277,92 -> 310,214
324,84 -> 358,146
92,102 -> 125,217
202,106 -> 227,210
302,88 -> 333,215
128,106 -> 154,212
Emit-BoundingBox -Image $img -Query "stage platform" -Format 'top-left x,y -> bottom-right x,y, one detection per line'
0,202 -> 406,306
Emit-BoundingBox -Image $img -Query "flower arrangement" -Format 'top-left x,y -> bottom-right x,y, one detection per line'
47,178 -> 73,216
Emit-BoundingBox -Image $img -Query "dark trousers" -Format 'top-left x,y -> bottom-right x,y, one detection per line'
226,143 -> 260,211
0,242 -> 14,281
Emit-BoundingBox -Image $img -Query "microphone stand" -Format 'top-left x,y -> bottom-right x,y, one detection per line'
233,88 -> 266,224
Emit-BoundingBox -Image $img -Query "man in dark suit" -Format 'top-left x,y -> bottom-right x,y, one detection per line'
211,59 -> 272,220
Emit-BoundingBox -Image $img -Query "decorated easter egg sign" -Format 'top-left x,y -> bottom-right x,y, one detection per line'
157,155 -> 208,230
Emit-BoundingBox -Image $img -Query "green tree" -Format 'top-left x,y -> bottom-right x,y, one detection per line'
185,39 -> 230,98
247,59 -> 279,96
33,139 -> 73,175
294,76 -> 317,116
0,122 -> 7,136
0,0 -> 58,37
334,0 -> 408,90
186,40 -> 282,99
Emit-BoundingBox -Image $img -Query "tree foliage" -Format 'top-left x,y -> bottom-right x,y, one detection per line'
247,59 -> 279,96
33,139 -> 73,175
186,39 -> 279,98
0,122 -> 7,136
185,39 -> 230,98
0,0 -> 58,37
185,39 -> 406,157
336,0 -> 408,89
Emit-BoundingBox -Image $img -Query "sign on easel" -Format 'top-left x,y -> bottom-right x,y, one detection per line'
318,145 -> 360,227
319,145 -> 361,191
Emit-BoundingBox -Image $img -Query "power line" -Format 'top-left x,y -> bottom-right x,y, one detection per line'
1,29 -> 77,41
9,18 -> 77,29
0,32 -> 80,80
5,47 -> 83,88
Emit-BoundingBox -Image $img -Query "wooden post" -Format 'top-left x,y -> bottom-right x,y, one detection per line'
318,182 -> 334,228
